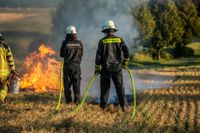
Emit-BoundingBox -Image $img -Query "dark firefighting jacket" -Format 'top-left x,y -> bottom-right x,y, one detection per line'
60,39 -> 83,64
95,34 -> 129,70
0,41 -> 15,77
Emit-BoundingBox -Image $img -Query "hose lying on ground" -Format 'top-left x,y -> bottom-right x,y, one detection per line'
124,66 -> 137,118
72,73 -> 99,113
72,66 -> 136,119
56,61 -> 64,110
56,63 -> 136,119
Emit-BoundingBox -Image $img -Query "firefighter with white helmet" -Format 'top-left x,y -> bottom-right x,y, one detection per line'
60,26 -> 83,104
0,33 -> 16,103
95,20 -> 130,111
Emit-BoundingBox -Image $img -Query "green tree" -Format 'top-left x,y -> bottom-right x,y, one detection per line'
174,0 -> 200,56
132,2 -> 156,45
193,0 -> 200,16
133,0 -> 200,59
149,0 -> 184,59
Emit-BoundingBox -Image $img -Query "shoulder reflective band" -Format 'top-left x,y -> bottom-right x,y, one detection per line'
102,38 -> 121,44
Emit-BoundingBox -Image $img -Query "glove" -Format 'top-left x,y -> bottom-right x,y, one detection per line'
122,58 -> 129,68
94,65 -> 101,75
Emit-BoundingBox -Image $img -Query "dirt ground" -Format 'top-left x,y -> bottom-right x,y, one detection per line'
1,65 -> 200,132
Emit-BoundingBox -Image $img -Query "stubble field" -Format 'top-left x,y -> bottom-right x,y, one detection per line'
1,65 -> 200,133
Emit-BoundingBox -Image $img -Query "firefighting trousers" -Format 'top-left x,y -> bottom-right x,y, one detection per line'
100,69 -> 126,109
63,63 -> 81,103
0,76 -> 9,102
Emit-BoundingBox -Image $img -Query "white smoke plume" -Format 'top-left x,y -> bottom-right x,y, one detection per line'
51,0 -> 139,49
51,0 -> 140,100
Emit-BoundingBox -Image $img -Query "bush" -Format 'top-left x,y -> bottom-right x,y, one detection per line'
160,49 -> 174,61
131,48 -> 174,62
183,47 -> 194,57
187,42 -> 200,56
173,47 -> 194,58
131,48 -> 155,62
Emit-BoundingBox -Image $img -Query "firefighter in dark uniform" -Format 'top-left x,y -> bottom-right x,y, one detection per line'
60,26 -> 83,104
95,20 -> 130,111
0,33 -> 16,103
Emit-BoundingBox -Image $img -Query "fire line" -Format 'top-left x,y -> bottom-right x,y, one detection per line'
20,44 -> 60,92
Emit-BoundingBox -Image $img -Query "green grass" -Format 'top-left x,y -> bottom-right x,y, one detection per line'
130,57 -> 200,69
133,52 -> 154,62
187,42 -> 200,56
130,42 -> 200,69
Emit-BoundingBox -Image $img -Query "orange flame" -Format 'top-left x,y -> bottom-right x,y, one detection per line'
20,44 -> 60,92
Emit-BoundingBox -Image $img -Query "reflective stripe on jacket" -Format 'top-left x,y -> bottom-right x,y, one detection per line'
60,39 -> 83,64
0,42 -> 15,76
95,34 -> 130,69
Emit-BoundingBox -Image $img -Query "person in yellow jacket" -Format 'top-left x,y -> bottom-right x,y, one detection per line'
0,33 -> 16,103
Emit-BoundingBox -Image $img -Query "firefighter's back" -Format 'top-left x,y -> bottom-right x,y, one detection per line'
99,34 -> 124,70
63,39 -> 83,65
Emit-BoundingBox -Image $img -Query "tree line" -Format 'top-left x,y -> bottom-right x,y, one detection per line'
133,0 -> 200,60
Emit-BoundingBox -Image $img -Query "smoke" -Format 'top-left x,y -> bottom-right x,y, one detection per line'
51,0 -> 139,50
51,0 -> 140,100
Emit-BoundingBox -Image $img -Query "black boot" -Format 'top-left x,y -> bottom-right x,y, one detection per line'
65,99 -> 72,104
100,104 -> 106,110
74,99 -> 80,105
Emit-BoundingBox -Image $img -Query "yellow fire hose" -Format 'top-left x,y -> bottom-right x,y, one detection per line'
124,66 -> 137,118
72,73 -> 99,112
55,61 -> 64,110
56,62 -> 136,119
72,66 -> 136,119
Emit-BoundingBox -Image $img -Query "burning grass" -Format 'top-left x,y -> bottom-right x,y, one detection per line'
1,66 -> 200,132
20,44 -> 60,92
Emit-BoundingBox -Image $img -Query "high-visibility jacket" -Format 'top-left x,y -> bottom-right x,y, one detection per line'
0,41 -> 15,77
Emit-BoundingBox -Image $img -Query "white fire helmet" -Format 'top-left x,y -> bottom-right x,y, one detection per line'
66,26 -> 77,34
102,20 -> 118,32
